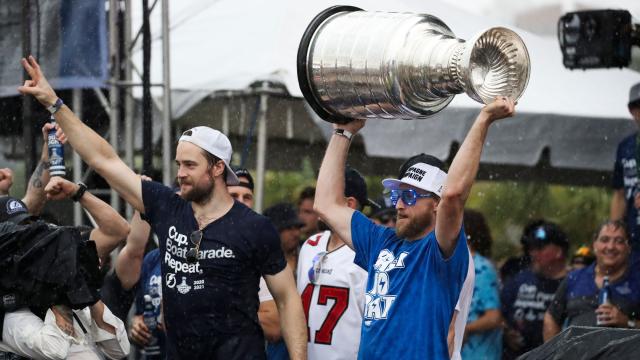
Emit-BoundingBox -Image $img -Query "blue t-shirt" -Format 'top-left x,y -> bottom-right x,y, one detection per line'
613,133 -> 640,250
351,211 -> 469,359
547,263 -> 640,328
141,181 -> 287,359
461,254 -> 502,360
134,249 -> 164,356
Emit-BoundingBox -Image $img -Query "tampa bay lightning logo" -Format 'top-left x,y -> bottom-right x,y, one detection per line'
165,273 -> 176,289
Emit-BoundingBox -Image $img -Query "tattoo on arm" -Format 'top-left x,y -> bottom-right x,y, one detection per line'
29,161 -> 49,188
52,305 -> 76,337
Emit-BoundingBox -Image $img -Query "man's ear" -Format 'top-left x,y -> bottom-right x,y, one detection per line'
210,161 -> 225,179
345,196 -> 359,210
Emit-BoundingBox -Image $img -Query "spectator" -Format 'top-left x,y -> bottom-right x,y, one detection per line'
611,82 -> 640,252
460,209 -> 502,360
370,194 -> 397,228
296,168 -> 370,360
570,245 -> 595,270
501,221 -> 569,359
499,219 -> 547,284
130,248 -> 164,358
315,97 -> 516,358
543,220 -> 640,341
263,203 -> 305,360
228,167 -> 255,207
297,187 -> 319,239
20,55 -> 307,359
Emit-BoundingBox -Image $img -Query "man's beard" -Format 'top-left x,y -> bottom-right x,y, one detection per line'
181,178 -> 215,204
395,213 -> 433,240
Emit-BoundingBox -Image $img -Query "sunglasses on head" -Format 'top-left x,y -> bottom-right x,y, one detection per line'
389,189 -> 435,207
308,251 -> 327,285
186,229 -> 203,263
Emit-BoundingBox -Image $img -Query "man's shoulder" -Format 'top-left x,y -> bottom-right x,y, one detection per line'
618,132 -> 638,150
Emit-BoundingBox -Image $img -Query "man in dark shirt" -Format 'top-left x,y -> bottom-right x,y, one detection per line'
543,220 -> 640,340
19,56 -> 307,360
501,222 -> 569,359
611,82 -> 640,251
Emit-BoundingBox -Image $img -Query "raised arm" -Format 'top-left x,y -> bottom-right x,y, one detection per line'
22,123 -> 64,215
115,211 -> 151,290
314,119 -> 365,249
264,269 -> 307,360
435,97 -> 515,256
18,56 -> 144,212
610,189 -> 626,221
45,177 -> 130,258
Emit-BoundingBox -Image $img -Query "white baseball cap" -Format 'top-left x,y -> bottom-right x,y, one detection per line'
179,126 -> 239,185
382,162 -> 447,197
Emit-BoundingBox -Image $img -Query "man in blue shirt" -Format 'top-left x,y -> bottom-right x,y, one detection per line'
611,82 -> 640,251
544,220 -> 640,339
19,56 -> 307,360
314,97 -> 516,359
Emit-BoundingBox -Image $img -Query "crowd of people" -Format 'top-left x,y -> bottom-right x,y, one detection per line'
0,57 -> 638,360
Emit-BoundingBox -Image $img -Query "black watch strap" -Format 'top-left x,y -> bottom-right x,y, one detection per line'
71,182 -> 88,202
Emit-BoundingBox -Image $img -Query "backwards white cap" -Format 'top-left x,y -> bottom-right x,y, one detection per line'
179,126 -> 239,185
381,162 -> 447,197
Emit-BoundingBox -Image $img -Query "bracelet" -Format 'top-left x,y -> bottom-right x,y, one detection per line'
334,128 -> 353,141
47,98 -> 64,115
71,182 -> 88,202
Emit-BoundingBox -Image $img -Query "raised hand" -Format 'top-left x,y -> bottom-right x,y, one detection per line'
41,122 -> 67,145
17,56 -> 58,108
333,118 -> 366,135
480,96 -> 516,123
0,168 -> 14,195
44,176 -> 78,201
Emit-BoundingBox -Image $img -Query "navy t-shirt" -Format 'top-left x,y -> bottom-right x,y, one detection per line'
612,133 -> 640,250
141,181 -> 287,358
501,269 -> 563,359
548,264 -> 640,328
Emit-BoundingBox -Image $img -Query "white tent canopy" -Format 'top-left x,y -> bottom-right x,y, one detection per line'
134,0 -> 640,173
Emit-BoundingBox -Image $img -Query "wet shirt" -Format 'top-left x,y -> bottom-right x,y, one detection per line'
141,181 -> 286,359
351,211 -> 469,360
501,269 -> 563,359
547,264 -> 640,328
613,133 -> 640,250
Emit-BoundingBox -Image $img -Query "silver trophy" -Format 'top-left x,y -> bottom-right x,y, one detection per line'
297,6 -> 531,123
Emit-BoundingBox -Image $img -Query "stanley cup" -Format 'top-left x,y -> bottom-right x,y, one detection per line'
297,6 -> 531,123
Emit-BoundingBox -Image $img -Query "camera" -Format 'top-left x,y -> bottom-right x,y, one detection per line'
558,9 -> 639,70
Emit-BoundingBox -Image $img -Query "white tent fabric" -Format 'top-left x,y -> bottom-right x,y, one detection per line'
134,0 -> 640,172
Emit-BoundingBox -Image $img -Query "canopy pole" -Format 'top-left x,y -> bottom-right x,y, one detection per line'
161,0 -> 172,185
255,83 -> 269,213
109,0 -> 121,213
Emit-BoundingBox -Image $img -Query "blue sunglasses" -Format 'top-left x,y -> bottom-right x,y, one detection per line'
390,189 -> 435,207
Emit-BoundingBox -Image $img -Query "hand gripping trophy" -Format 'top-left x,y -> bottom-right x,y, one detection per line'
297,6 -> 531,123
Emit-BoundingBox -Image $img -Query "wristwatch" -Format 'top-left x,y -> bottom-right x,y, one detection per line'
47,98 -> 64,115
334,128 -> 353,141
71,182 -> 88,202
